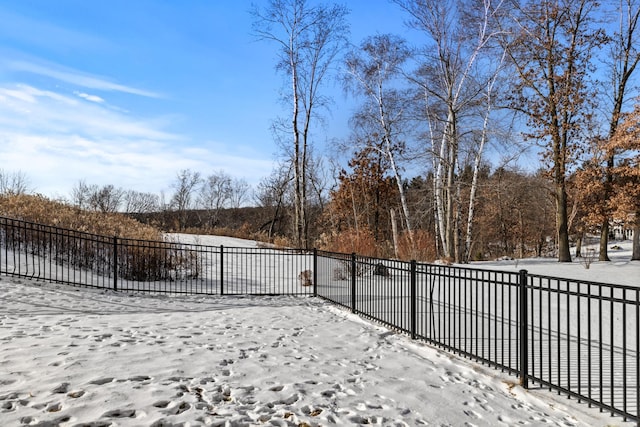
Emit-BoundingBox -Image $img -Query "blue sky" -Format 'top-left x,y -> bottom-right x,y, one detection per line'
0,0 -> 415,199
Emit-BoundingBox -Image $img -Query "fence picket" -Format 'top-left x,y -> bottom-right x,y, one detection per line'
519,269 -> 529,388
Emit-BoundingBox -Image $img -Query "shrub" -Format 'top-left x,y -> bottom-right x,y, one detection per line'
396,229 -> 437,262
317,227 -> 381,258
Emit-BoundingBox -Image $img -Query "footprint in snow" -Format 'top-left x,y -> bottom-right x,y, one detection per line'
89,377 -> 114,385
52,382 -> 70,394
102,408 -> 136,418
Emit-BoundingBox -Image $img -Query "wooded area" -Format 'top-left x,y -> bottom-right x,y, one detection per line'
247,0 -> 640,262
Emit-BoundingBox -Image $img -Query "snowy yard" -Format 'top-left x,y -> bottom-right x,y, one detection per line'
0,277 -> 635,426
0,231 -> 638,426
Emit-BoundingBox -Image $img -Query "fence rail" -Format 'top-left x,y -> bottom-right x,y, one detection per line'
1,216 -> 638,425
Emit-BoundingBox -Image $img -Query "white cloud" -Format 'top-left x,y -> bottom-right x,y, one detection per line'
0,83 -> 274,197
5,59 -> 162,98
0,84 -> 75,105
75,92 -> 105,103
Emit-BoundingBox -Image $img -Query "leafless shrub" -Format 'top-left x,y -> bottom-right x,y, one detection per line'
333,265 -> 348,280
579,248 -> 596,270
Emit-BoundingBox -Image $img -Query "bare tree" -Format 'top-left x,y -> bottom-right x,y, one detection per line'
252,0 -> 349,248
254,163 -> 293,240
70,180 -> 124,213
170,169 -> 202,230
501,0 -> 604,262
70,179 -> 93,210
307,154 -> 330,212
89,185 -> 124,213
122,190 -> 160,214
0,169 -> 31,195
229,178 -> 251,209
343,34 -> 415,248
464,49 -> 506,262
199,171 -> 232,228
395,0 -> 506,261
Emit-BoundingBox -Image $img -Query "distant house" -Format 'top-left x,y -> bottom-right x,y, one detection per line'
611,216 -> 636,241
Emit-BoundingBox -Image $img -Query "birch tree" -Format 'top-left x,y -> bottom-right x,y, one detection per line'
395,0 -> 506,261
343,34 -> 415,248
502,0 -> 604,262
252,0 -> 349,248
464,48 -> 506,262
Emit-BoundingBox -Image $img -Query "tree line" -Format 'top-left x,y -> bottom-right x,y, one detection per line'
251,0 -> 640,262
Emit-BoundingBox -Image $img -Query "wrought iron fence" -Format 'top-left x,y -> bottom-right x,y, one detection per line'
1,216 -> 638,424
0,216 -> 314,296
314,250 -> 639,425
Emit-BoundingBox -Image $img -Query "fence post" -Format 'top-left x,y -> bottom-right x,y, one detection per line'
220,245 -> 224,296
411,260 -> 417,340
113,236 -> 118,291
313,248 -> 318,297
351,253 -> 356,314
519,269 -> 529,388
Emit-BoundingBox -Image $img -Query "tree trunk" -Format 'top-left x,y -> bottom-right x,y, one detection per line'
598,220 -> 610,261
465,163 -> 479,262
390,208 -> 399,258
632,216 -> 640,261
446,163 -> 456,260
301,142 -> 308,248
575,233 -> 583,258
465,98 -> 492,262
377,87 -> 414,250
444,112 -> 457,260
556,182 -> 572,262
454,177 -> 463,263
389,153 -> 413,247
598,154 -> 615,262
350,186 -> 359,233
434,137 -> 447,257
291,56 -> 302,248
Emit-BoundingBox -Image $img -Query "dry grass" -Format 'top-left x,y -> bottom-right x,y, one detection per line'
317,228 -> 382,258
0,194 -> 201,281
317,227 -> 437,262
396,229 -> 437,262
0,194 -> 162,241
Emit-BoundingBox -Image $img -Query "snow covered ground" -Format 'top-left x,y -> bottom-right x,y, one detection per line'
0,234 -> 638,426
1,276 -> 634,427
473,240 -> 639,287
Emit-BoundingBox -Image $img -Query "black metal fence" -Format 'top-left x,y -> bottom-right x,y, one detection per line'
1,216 -> 638,424
0,216 -> 314,295
314,250 -> 639,425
